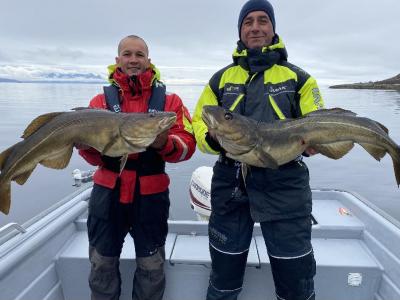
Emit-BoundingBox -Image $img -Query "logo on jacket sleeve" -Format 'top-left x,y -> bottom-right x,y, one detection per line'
312,88 -> 323,108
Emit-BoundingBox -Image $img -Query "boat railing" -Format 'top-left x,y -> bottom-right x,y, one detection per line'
0,223 -> 26,235
0,182 -> 93,250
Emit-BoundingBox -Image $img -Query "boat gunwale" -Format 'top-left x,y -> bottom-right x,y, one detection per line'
0,184 -> 92,257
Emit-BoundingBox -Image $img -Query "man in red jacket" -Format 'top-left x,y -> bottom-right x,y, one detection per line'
78,35 -> 196,300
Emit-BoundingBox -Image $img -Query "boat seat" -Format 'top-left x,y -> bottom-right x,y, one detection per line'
57,223 -> 381,300
57,230 -> 275,300
311,198 -> 366,239
255,237 -> 382,300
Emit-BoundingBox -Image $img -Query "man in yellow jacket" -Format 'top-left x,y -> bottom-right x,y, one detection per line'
192,1 -> 324,299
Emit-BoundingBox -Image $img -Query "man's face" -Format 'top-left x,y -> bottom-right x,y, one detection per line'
240,11 -> 274,49
116,38 -> 150,76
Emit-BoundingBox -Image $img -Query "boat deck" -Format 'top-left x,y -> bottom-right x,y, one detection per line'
1,187 -> 399,300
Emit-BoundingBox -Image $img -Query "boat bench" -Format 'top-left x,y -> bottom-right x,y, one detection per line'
57,200 -> 382,300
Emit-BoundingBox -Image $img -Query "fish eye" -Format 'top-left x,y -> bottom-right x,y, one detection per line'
224,112 -> 233,120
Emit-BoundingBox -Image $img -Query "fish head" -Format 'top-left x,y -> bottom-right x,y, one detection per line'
120,112 -> 176,149
202,105 -> 258,155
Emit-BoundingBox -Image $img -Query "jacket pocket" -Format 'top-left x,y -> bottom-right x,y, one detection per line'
269,92 -> 294,118
221,84 -> 244,109
251,162 -> 312,217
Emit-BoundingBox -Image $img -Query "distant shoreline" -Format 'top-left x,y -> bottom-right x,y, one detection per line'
0,78 -> 106,84
330,83 -> 400,91
0,78 -> 206,86
0,78 -> 21,83
330,74 -> 400,91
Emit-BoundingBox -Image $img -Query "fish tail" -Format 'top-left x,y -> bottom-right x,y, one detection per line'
0,181 -> 11,215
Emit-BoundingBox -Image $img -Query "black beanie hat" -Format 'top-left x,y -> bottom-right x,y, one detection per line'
238,0 -> 276,38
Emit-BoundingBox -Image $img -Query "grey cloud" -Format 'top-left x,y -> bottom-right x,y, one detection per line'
0,50 -> 12,63
0,0 -> 399,83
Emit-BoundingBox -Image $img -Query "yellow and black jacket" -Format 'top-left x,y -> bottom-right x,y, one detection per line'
192,36 -> 324,221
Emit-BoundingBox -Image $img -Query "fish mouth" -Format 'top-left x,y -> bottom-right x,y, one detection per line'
147,111 -> 176,131
201,111 -> 216,129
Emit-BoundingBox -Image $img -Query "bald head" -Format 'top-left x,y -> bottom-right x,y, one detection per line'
115,35 -> 151,76
117,35 -> 149,56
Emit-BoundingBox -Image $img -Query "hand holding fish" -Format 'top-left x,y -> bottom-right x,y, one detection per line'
150,131 -> 169,150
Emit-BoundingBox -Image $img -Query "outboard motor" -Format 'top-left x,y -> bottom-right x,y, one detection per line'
189,166 -> 212,220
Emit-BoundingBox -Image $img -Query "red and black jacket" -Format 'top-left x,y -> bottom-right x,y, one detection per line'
79,66 -> 196,203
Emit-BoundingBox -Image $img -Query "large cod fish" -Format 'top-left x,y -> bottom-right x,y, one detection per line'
202,105 -> 400,186
0,108 -> 176,214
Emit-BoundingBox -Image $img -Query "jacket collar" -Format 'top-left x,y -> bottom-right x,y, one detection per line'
232,35 -> 288,73
107,63 -> 162,95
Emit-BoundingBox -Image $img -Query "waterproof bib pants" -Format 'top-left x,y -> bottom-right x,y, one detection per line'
206,161 -> 316,300
87,183 -> 169,300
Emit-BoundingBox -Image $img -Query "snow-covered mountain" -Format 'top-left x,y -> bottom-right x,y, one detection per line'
0,64 -> 106,83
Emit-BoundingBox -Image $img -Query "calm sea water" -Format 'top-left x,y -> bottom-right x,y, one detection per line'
0,82 -> 399,227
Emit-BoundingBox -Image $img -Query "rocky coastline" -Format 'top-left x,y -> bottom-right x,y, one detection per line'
330,74 -> 400,91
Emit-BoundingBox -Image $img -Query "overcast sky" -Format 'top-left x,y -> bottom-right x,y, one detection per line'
0,0 -> 399,85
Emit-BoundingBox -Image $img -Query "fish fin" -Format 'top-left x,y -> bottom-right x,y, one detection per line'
359,143 -> 387,161
227,148 -> 279,169
0,182 -> 11,215
14,167 -> 36,185
393,147 -> 400,187
71,107 -> 92,111
120,155 -> 128,174
71,107 -> 108,112
241,163 -> 249,187
373,121 -> 389,134
313,142 -> 354,159
22,112 -> 64,139
0,144 -> 17,170
101,135 -> 119,155
259,151 -> 279,169
255,143 -> 280,169
40,146 -> 73,169
304,108 -> 357,117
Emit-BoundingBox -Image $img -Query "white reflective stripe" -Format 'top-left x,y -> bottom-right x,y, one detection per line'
276,293 -> 286,300
269,249 -> 313,260
170,134 -> 188,161
305,291 -> 315,300
209,280 -> 242,293
209,242 -> 249,255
